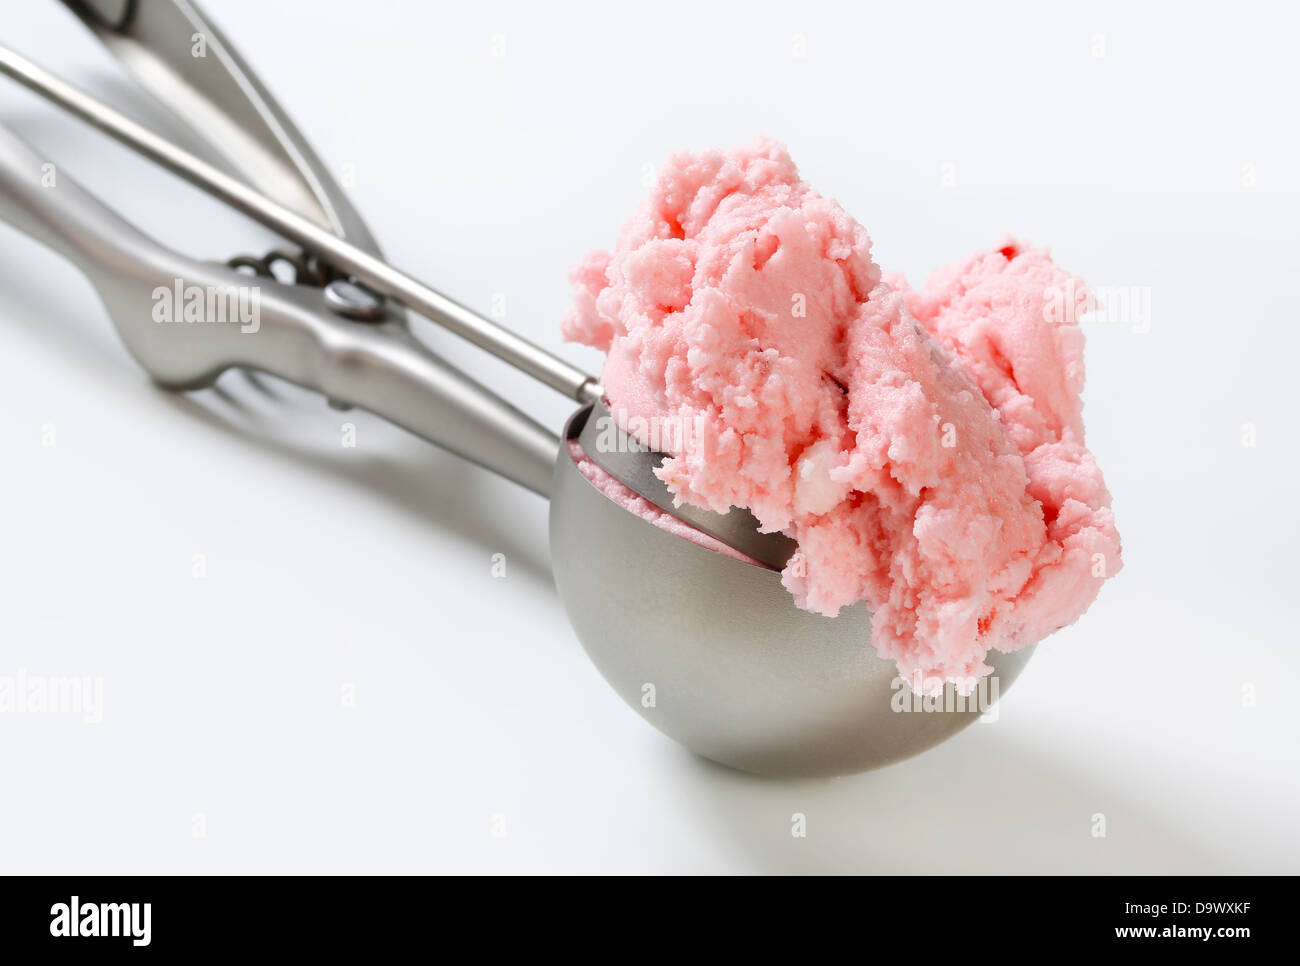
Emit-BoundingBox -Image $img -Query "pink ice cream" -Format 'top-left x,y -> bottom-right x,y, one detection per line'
562,138 -> 1120,689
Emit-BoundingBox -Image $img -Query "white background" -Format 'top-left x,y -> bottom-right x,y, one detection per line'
1,0 -> 1296,873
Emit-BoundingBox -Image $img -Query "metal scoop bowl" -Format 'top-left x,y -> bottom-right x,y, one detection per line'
552,406 -> 1033,776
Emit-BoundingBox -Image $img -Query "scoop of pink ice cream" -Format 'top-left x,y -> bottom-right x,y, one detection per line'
562,137 -> 1120,689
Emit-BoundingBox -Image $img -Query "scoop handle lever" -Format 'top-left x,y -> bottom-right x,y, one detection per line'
0,123 -> 561,496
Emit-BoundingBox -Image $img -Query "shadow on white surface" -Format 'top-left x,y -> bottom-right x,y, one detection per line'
165,386 -> 555,587
0,255 -> 556,590
676,727 -> 1232,875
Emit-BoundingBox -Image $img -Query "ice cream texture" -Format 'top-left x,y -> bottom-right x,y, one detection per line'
562,138 -> 1121,689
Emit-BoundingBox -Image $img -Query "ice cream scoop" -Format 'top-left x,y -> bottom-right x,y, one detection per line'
0,35 -> 1037,778
553,404 -> 1036,775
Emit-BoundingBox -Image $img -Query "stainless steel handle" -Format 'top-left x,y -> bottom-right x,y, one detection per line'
58,0 -> 389,252
0,123 -> 560,495
0,44 -> 602,406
